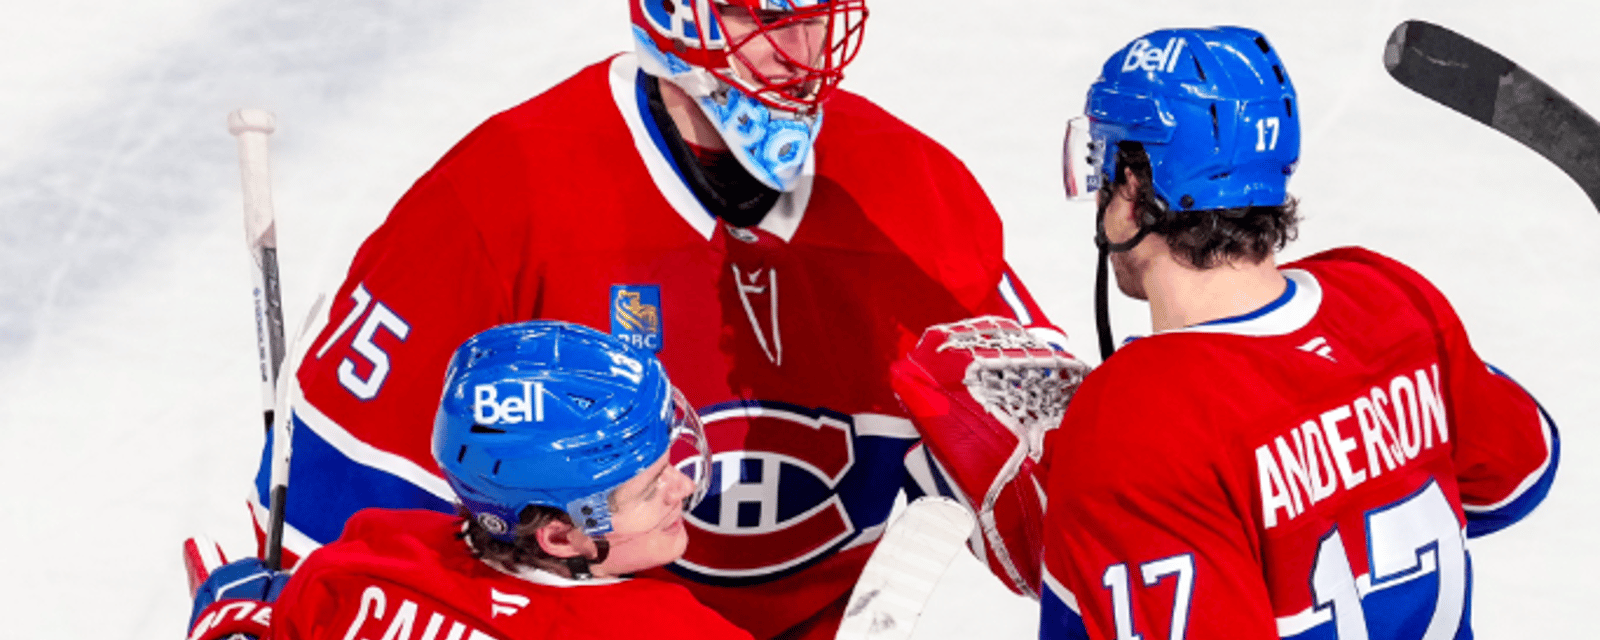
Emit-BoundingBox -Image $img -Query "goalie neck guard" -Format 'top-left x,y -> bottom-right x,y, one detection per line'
1076,26 -> 1300,213
432,321 -> 710,543
631,0 -> 868,193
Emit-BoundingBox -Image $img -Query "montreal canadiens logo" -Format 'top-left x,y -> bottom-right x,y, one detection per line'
638,0 -> 725,48
670,400 -> 857,585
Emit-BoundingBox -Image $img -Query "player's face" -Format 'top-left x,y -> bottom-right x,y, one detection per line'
591,452 -> 697,577
718,5 -> 830,102
1100,180 -> 1151,300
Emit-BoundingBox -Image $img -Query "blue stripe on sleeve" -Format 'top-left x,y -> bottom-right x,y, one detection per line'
1040,579 -> 1091,640
254,411 -> 455,545
1464,365 -> 1560,538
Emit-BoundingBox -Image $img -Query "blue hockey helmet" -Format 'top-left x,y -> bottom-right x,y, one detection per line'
433,321 -> 709,542
1069,27 -> 1300,211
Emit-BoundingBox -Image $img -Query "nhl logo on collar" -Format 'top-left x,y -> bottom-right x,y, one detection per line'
611,285 -> 663,353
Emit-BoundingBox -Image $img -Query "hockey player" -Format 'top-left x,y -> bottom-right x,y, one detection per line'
249,2 -> 1061,638
190,320 -> 750,640
1030,26 -> 1560,639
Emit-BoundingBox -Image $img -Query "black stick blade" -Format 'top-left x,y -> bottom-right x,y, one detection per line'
1386,20 -> 1600,212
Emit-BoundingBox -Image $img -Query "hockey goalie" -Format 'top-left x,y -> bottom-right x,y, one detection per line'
889,316 -> 1090,597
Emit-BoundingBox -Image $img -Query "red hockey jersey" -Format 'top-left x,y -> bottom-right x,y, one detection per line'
269,509 -> 751,640
252,53 -> 1051,639
1038,247 -> 1558,640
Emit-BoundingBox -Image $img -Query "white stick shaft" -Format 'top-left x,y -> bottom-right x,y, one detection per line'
228,109 -> 286,416
230,109 -> 278,252
837,497 -> 976,640
229,108 -> 291,570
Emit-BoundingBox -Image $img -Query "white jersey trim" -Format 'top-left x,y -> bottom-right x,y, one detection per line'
1461,387 -> 1557,513
490,561 -> 627,587
1276,549 -> 1464,637
248,498 -> 322,560
1041,567 -> 1082,613
1277,604 -> 1334,637
608,55 -> 715,240
1163,269 -> 1322,337
607,54 -> 814,243
999,272 -> 1033,326
854,413 -> 919,439
287,379 -> 456,503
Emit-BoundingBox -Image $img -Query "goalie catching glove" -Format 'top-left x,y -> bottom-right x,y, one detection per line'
890,316 -> 1089,597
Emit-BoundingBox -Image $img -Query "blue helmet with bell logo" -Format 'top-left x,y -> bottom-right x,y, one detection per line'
1082,26 -> 1300,212
432,320 -> 708,542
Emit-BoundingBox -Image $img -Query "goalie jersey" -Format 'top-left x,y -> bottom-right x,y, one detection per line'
1039,247 -> 1558,640
252,53 -> 1050,639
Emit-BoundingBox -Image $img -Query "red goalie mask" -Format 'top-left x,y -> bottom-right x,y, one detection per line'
631,0 -> 868,114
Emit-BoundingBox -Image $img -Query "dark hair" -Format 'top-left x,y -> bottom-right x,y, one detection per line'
1105,142 -> 1300,269
457,504 -> 574,571
456,483 -> 626,573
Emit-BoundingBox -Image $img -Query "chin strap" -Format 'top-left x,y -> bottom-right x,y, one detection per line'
1092,200 -> 1153,362
563,539 -> 611,581
1093,242 -> 1115,363
1093,197 -> 1156,254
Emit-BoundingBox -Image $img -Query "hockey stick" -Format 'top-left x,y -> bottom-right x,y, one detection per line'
1385,20 -> 1600,212
181,110 -> 292,594
228,108 -> 291,571
836,497 -> 977,640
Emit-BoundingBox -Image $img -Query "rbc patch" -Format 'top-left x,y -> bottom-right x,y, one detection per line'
610,285 -> 663,353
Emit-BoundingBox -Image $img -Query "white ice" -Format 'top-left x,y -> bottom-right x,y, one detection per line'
1,2 -> 1595,639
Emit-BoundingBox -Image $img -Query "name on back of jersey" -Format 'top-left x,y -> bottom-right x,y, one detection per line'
1255,364 -> 1449,529
339,583 -> 500,640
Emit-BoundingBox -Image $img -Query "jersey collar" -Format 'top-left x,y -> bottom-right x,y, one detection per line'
1162,268 -> 1322,337
608,54 -> 813,243
463,525 -> 629,587
478,551 -> 629,587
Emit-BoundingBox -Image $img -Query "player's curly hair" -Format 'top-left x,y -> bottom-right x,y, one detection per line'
457,504 -> 573,571
457,487 -> 623,573
1105,142 -> 1300,269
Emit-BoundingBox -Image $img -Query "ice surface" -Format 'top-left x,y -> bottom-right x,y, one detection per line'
2,2 -> 1595,638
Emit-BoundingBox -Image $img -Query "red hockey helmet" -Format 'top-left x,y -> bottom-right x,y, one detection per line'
631,0 -> 868,114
